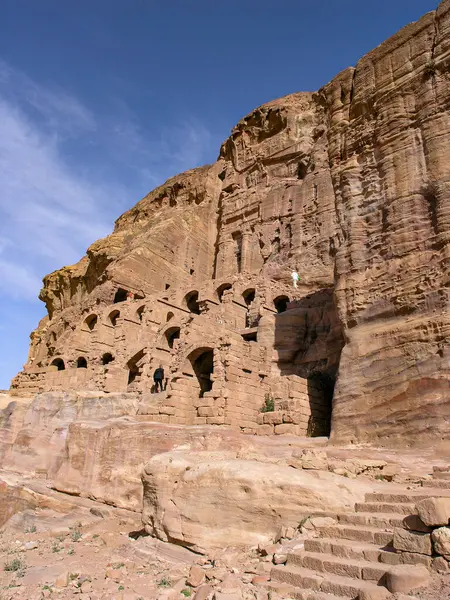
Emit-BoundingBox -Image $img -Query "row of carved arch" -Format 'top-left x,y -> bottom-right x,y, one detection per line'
83,305 -> 146,331
50,353 -> 115,371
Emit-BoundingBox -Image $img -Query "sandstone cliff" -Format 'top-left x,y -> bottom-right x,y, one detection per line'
11,0 -> 450,447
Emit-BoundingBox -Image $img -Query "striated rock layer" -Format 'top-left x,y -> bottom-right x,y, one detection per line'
10,0 -> 450,446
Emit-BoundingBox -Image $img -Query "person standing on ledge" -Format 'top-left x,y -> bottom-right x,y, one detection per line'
291,270 -> 300,288
153,364 -> 165,393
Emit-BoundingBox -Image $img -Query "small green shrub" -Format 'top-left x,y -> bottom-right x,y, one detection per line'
181,589 -> 192,597
158,577 -> 172,588
52,543 -> 62,553
261,393 -> 275,413
118,585 -> 125,591
4,558 -> 24,572
71,528 -> 82,542
25,525 -> 37,534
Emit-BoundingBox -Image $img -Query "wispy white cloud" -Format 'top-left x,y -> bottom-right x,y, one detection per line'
0,60 -> 216,302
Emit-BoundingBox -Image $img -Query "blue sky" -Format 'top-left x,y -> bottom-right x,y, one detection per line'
0,0 -> 438,389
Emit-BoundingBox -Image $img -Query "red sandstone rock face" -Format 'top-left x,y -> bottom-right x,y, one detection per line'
10,0 -> 450,446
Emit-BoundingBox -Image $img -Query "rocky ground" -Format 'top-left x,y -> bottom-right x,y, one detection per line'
0,500 -> 449,600
0,502 -> 293,600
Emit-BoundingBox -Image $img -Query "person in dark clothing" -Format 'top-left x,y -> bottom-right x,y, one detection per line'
153,364 -> 165,393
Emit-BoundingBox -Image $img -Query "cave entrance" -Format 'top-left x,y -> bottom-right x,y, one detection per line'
274,295 -> 290,314
306,372 -> 335,437
188,348 -> 214,398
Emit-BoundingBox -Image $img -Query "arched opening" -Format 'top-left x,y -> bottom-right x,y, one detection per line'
216,283 -> 232,302
114,288 -> 128,303
137,306 -> 145,321
274,295 -> 290,314
243,288 -> 256,306
184,291 -> 200,315
50,331 -> 57,343
166,312 -> 174,322
102,353 -> 114,365
51,358 -> 65,371
165,327 -> 181,349
307,372 -> 335,437
76,357 -> 87,368
85,314 -> 98,331
187,347 -> 214,398
109,310 -> 120,326
127,349 -> 145,386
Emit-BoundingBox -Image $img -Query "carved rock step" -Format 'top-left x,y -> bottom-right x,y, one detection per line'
304,538 -> 397,564
318,524 -> 393,546
267,581 -> 344,600
271,564 -> 389,598
288,550 -> 389,582
337,512 -> 404,529
355,501 -> 417,515
433,471 -> 450,480
365,490 -> 450,504
422,479 -> 450,489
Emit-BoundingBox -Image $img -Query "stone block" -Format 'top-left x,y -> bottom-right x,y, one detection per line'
274,424 -> 300,435
386,564 -> 430,594
159,406 -> 176,415
187,565 -> 206,587
416,497 -> 450,527
393,528 -> 432,555
198,407 -> 216,417
206,416 -> 225,425
255,425 -> 273,436
399,551 -> 432,568
262,411 -> 283,425
193,585 -> 213,600
402,515 -> 432,533
432,556 -> 449,573
431,526 -> 450,559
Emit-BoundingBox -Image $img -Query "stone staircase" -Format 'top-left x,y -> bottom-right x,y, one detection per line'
270,484 -> 450,600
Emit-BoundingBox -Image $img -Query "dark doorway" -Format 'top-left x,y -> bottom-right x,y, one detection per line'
102,353 -> 114,365
114,288 -> 128,303
306,372 -> 335,437
109,310 -> 120,326
216,283 -> 232,302
166,312 -> 174,322
76,357 -> 87,368
274,295 -> 289,314
51,358 -> 65,371
165,327 -> 181,349
185,291 -> 200,314
242,331 -> 257,342
85,314 -> 98,330
243,288 -> 256,306
189,349 -> 214,397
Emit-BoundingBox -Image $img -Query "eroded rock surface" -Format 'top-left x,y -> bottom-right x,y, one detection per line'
9,3 -> 450,444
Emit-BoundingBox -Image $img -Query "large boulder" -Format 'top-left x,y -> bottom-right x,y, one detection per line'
432,526 -> 450,559
141,450 -> 372,553
416,497 -> 450,527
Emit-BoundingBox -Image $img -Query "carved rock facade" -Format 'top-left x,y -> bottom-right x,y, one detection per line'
11,1 -> 450,445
